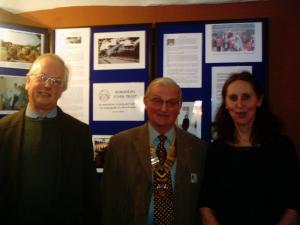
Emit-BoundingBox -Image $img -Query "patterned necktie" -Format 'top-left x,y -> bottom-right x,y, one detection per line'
153,135 -> 175,225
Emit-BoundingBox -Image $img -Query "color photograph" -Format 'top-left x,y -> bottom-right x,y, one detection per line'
0,75 -> 27,114
0,27 -> 44,69
92,135 -> 111,173
205,22 -> 262,63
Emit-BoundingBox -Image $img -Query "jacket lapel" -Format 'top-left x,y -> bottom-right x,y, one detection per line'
133,124 -> 152,183
1,109 -> 26,207
174,129 -> 191,189
8,109 -> 25,183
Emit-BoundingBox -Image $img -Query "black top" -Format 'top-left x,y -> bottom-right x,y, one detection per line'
199,135 -> 300,225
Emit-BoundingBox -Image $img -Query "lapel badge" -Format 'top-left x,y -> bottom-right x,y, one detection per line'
190,173 -> 198,183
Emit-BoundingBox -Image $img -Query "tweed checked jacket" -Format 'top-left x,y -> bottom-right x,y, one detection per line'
101,123 -> 208,225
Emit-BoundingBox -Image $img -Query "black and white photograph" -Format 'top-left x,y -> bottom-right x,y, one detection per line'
65,36 -> 82,45
94,30 -> 145,70
177,101 -> 202,138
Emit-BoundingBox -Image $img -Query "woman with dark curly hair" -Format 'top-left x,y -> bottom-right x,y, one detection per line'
199,71 -> 300,225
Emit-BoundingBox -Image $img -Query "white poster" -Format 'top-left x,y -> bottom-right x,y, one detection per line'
206,22 -> 262,63
55,28 -> 91,124
177,101 -> 202,138
211,66 -> 252,121
93,82 -> 144,121
55,28 -> 90,81
58,80 -> 90,124
163,33 -> 202,88
93,30 -> 145,70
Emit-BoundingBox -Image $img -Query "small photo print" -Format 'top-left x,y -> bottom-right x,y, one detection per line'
177,101 -> 202,138
0,75 -> 27,114
92,135 -> 111,173
65,36 -> 82,45
211,23 -> 255,52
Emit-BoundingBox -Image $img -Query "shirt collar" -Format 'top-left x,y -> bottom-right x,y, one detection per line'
25,105 -> 58,119
148,123 -> 176,145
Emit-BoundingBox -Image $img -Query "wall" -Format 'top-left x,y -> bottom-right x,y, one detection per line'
0,8 -> 44,27
7,0 -> 300,154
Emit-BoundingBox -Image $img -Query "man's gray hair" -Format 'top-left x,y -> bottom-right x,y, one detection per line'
26,53 -> 69,91
144,77 -> 182,100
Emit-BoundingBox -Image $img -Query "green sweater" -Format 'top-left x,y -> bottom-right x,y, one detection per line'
18,117 -> 60,225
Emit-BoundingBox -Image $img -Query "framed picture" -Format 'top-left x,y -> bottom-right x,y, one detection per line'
0,26 -> 45,69
177,101 -> 202,138
93,30 -> 145,70
205,22 -> 262,63
0,74 -> 27,114
92,135 -> 112,173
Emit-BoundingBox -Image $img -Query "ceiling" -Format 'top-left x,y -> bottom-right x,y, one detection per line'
0,0 -> 257,14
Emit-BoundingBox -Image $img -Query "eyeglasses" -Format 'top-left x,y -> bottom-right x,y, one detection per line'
32,73 -> 63,87
148,97 -> 180,108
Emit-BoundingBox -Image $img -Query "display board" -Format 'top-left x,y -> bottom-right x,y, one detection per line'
54,24 -> 151,172
156,19 -> 267,142
0,19 -> 267,172
0,23 -> 48,118
0,19 -> 267,140
90,24 -> 151,135
54,24 -> 151,135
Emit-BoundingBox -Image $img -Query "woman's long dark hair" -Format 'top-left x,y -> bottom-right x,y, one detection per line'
214,71 -> 281,145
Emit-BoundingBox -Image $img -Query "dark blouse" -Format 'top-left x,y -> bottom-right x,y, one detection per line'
198,135 -> 300,225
